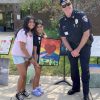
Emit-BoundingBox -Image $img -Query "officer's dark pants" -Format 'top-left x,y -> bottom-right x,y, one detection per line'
67,44 -> 91,96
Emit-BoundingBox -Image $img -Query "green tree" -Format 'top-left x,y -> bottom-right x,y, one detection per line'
21,0 -> 52,14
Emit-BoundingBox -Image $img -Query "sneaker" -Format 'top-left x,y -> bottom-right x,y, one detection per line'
32,88 -> 42,97
16,93 -> 24,100
36,86 -> 44,94
21,90 -> 32,99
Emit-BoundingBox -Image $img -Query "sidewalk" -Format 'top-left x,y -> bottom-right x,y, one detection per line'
0,75 -> 100,100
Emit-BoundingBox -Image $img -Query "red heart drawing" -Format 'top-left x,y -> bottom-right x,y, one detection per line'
44,44 -> 56,55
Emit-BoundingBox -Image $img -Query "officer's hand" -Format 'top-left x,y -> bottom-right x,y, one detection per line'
71,49 -> 80,57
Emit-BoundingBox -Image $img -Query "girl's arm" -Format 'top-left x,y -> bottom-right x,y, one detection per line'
19,42 -> 39,67
33,46 -> 40,67
43,32 -> 47,38
33,46 -> 38,61
19,41 -> 30,58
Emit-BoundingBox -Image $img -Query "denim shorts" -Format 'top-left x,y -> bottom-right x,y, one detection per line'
12,55 -> 28,64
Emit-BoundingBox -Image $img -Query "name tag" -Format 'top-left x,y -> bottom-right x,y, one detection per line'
64,32 -> 69,35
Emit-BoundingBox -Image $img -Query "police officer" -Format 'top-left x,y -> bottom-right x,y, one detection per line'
59,0 -> 93,100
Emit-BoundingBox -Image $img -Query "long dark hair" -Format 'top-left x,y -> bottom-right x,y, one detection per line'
15,16 -> 35,38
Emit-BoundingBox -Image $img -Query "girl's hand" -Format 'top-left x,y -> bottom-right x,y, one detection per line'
30,58 -> 40,68
36,63 -> 40,68
43,32 -> 47,38
43,34 -> 47,38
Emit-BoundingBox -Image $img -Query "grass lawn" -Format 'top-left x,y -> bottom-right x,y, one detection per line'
0,29 -> 98,76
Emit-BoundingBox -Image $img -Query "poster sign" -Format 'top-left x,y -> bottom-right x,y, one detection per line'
89,64 -> 100,88
91,36 -> 100,57
39,38 -> 61,66
17,15 -> 21,20
0,36 -> 13,55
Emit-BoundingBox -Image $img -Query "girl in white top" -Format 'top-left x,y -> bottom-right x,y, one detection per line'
11,16 -> 39,100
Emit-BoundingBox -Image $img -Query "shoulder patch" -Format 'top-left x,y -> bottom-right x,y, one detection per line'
82,15 -> 88,22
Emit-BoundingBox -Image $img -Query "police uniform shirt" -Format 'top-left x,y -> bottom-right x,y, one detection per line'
59,10 -> 92,47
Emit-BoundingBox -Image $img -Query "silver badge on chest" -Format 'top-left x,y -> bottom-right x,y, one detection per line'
75,19 -> 78,24
74,19 -> 79,27
64,31 -> 69,35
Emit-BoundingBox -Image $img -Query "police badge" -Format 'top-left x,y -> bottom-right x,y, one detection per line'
75,19 -> 78,24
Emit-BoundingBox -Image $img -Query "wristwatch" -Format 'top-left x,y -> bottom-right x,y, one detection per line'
66,48 -> 68,51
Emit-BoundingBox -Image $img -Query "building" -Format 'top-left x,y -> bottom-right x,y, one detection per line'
0,0 -> 100,35
0,0 -> 52,33
0,0 -> 25,32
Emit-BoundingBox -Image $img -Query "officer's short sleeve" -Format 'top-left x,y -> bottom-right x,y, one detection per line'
81,13 -> 91,33
59,20 -> 66,37
33,34 -> 38,46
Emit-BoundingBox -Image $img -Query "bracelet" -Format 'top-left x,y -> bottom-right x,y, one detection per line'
28,56 -> 32,61
66,48 -> 68,51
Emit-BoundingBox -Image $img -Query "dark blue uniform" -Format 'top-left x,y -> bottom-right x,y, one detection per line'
33,34 -> 42,55
33,34 -> 44,62
59,10 -> 93,96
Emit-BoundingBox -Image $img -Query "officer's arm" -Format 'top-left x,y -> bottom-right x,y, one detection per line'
77,14 -> 91,52
61,37 -> 73,52
59,19 -> 73,52
77,30 -> 90,52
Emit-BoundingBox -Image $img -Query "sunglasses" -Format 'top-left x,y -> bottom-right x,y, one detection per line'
61,3 -> 71,8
